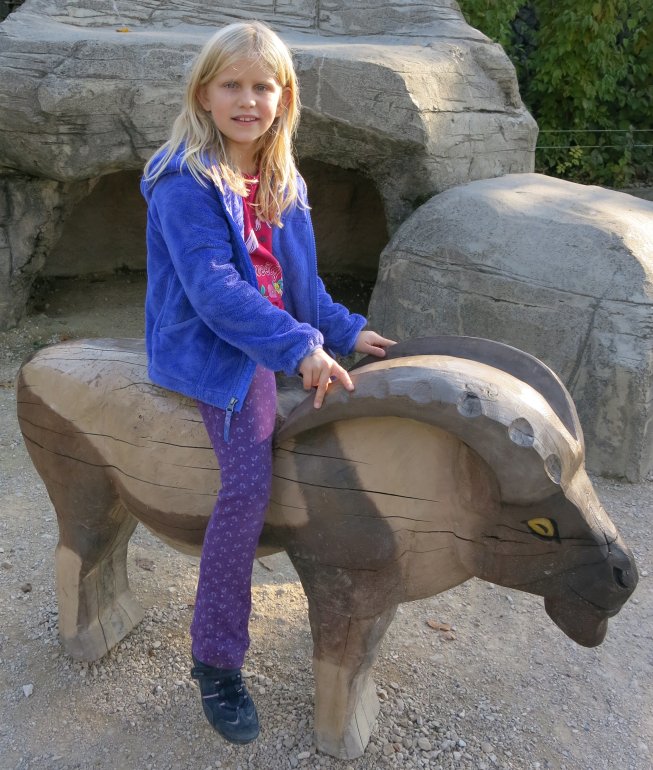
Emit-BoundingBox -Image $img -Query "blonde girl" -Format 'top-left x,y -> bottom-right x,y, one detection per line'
141,20 -> 393,744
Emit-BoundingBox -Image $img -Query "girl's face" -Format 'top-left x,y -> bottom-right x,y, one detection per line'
198,56 -> 288,172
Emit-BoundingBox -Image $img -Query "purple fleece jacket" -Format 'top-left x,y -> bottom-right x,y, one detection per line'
141,150 -> 367,416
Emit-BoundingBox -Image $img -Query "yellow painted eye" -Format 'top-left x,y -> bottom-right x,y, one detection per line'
527,518 -> 557,538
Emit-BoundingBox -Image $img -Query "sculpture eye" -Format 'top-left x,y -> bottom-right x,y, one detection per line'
527,517 -> 558,539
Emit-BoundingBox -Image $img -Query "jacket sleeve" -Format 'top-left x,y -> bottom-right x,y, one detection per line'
150,171 -> 323,375
292,174 -> 367,355
316,277 -> 367,356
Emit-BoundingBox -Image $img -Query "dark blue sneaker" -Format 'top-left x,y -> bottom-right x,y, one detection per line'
190,655 -> 260,744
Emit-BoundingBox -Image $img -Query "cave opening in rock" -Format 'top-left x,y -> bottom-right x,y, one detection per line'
37,161 -> 387,319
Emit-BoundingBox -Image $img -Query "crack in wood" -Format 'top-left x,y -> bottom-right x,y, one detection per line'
275,446 -> 371,465
22,433 -> 216,494
272,472 -> 442,503
19,414 -> 212,451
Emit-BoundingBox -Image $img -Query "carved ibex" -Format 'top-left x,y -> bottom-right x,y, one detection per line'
16,336 -> 637,759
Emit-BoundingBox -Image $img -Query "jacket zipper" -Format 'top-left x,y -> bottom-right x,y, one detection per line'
224,396 -> 238,442
219,190 -> 253,443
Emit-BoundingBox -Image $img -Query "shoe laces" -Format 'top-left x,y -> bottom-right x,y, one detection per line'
191,667 -> 247,708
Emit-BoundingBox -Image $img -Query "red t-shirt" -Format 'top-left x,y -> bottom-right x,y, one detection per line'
242,178 -> 285,311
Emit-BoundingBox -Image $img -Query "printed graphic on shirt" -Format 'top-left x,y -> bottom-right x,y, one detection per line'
242,178 -> 285,311
244,229 -> 259,255
244,224 -> 284,305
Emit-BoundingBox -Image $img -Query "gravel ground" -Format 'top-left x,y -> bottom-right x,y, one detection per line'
0,274 -> 651,770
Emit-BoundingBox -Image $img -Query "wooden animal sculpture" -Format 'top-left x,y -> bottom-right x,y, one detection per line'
16,336 -> 637,759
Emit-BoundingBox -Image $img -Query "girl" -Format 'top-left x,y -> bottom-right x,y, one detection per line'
141,21 -> 394,744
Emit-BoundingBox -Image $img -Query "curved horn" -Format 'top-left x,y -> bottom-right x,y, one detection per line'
277,353 -> 583,505
353,336 -> 582,444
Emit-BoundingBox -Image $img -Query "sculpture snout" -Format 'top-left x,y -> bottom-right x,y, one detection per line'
544,536 -> 637,648
571,536 -> 638,615
613,564 -> 636,591
606,538 -> 638,601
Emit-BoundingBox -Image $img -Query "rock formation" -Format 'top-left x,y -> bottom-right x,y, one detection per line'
368,173 -> 653,480
0,0 -> 536,327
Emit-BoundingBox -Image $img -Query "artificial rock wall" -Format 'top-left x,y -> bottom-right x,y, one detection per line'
0,0 -> 537,327
369,174 -> 653,480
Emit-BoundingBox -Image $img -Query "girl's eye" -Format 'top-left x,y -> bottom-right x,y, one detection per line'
223,81 -> 238,89
255,84 -> 270,92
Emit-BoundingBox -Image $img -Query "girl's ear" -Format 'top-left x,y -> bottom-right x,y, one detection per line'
197,84 -> 210,112
276,87 -> 291,117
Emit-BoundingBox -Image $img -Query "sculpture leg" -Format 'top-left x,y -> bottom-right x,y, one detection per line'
292,560 -> 397,759
19,411 -> 143,660
311,605 -> 397,759
54,495 -> 143,662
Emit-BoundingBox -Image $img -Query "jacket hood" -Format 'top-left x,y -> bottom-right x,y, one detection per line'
140,146 -> 206,202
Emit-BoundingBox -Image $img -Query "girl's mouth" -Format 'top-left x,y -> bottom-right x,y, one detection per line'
234,116 -> 258,123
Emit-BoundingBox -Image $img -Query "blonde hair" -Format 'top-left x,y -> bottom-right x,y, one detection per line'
144,21 -> 301,225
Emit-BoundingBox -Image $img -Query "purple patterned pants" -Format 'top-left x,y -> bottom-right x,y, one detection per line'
191,366 -> 277,668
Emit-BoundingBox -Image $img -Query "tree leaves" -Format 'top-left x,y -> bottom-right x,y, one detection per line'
457,1 -> 653,185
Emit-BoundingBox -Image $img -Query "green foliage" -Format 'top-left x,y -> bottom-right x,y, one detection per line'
457,1 -> 653,186
456,0 -> 523,47
0,0 -> 26,21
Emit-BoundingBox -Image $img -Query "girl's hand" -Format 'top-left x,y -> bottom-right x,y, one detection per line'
299,348 -> 354,409
354,330 -> 397,357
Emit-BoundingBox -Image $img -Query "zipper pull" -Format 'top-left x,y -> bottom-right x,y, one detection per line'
223,397 -> 238,442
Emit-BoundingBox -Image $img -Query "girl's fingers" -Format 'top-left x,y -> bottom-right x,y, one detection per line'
357,340 -> 389,357
299,351 -> 356,408
354,330 -> 397,356
364,344 -> 387,357
313,368 -> 332,408
332,363 -> 354,391
373,335 -> 397,349
312,362 -> 354,408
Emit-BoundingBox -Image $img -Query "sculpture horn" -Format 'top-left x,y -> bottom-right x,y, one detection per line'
278,337 -> 583,505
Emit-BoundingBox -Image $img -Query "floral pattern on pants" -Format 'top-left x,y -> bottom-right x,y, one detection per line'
191,366 -> 277,668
